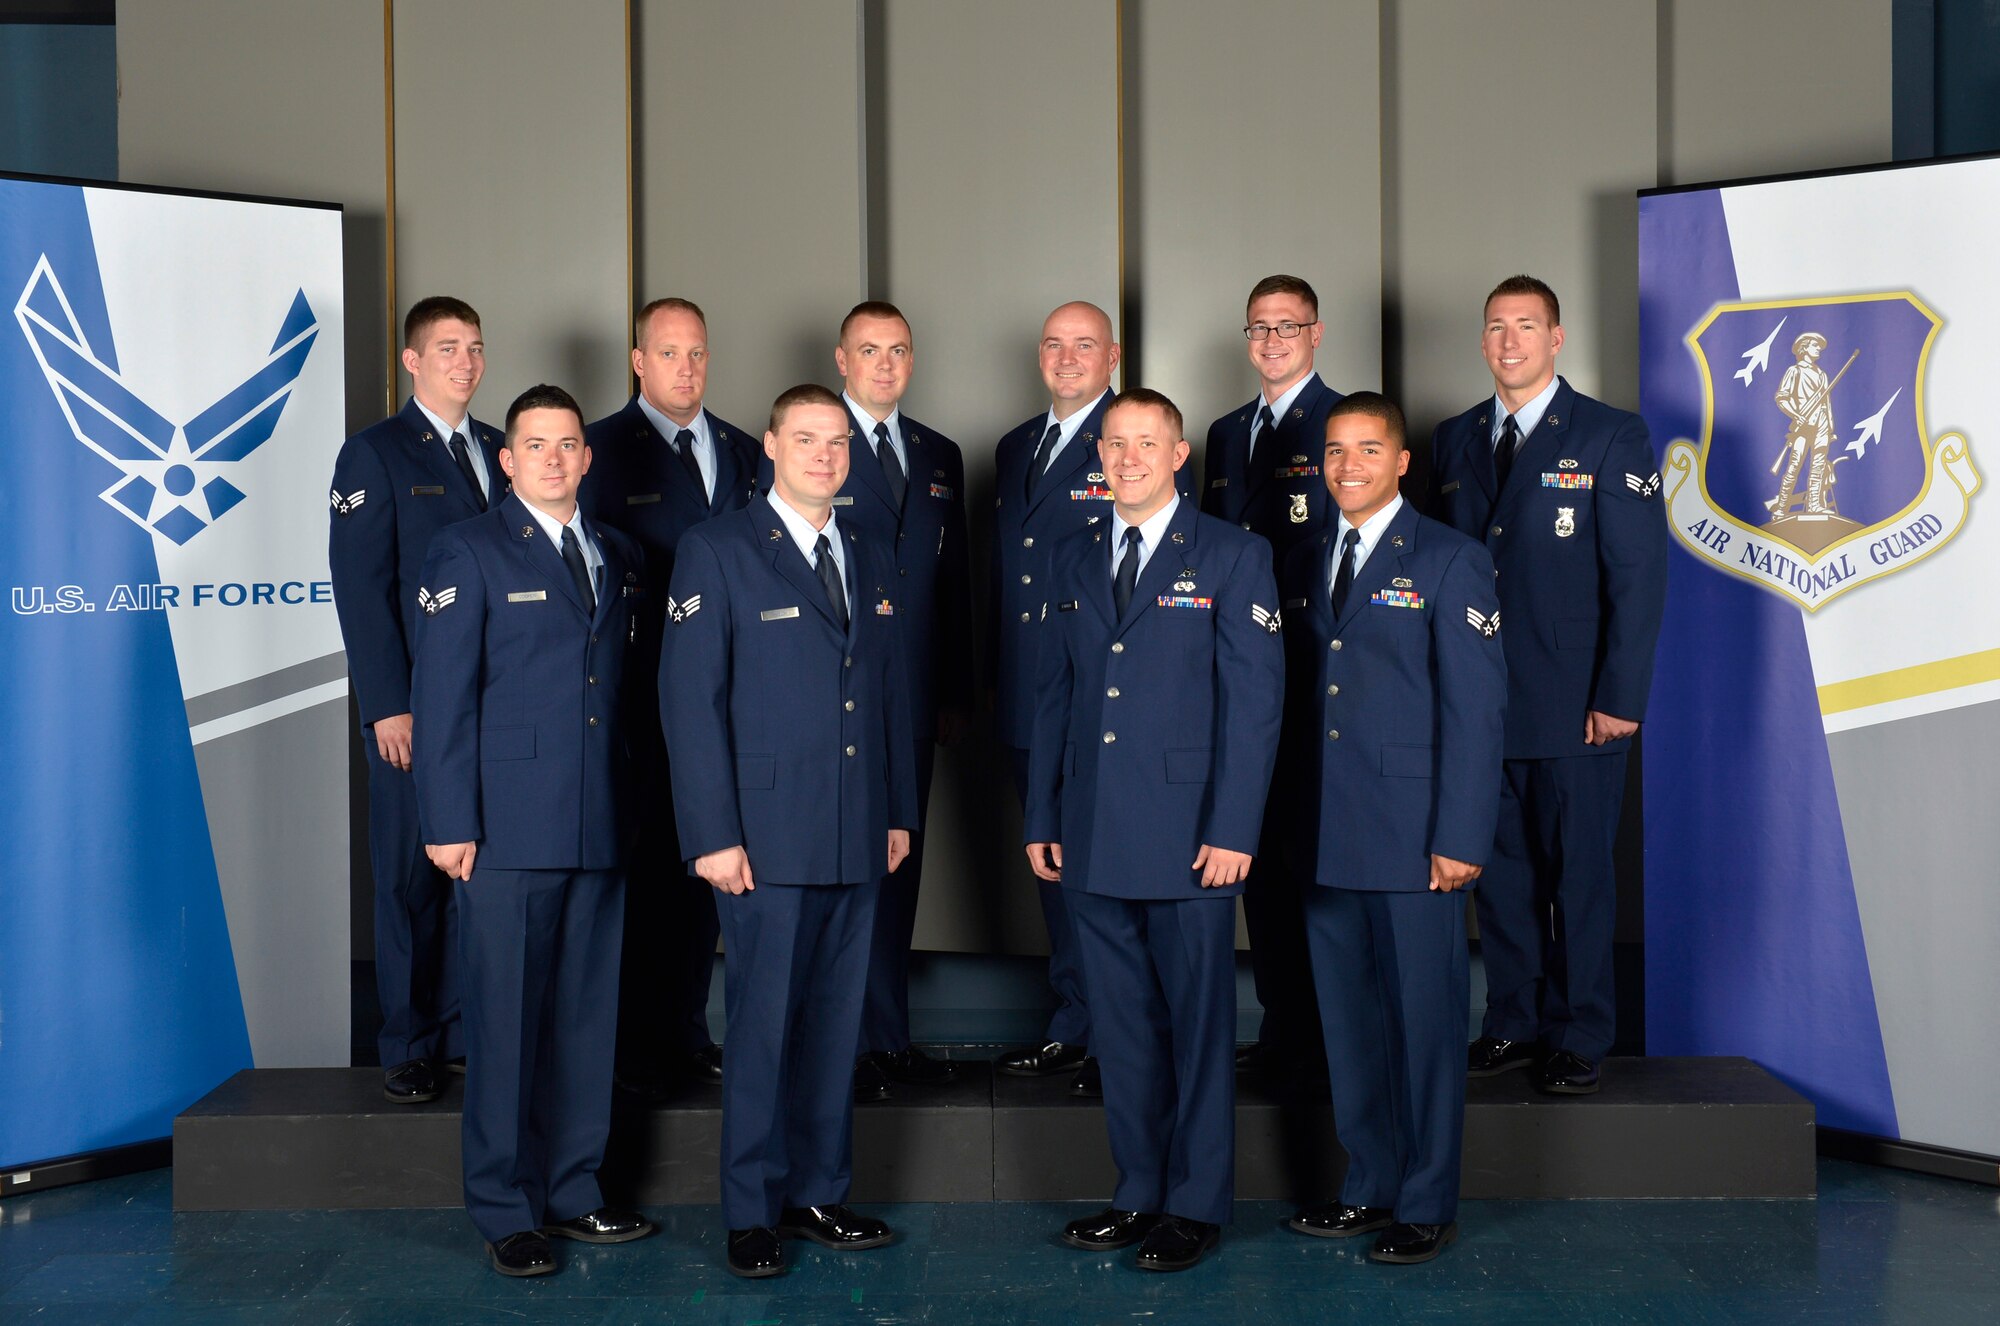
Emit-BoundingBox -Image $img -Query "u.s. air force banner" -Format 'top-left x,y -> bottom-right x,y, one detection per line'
0,174 -> 348,1171
1640,157 -> 1997,1161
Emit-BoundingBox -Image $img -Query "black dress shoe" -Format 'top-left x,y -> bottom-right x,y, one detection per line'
383,1058 -> 442,1104
444,1056 -> 467,1075
1069,1057 -> 1102,1098
1135,1214 -> 1219,1272
687,1043 -> 724,1083
726,1226 -> 784,1278
1060,1207 -> 1158,1250
1535,1049 -> 1601,1095
1368,1221 -> 1457,1264
995,1040 -> 1088,1076
1287,1203 -> 1394,1238
544,1208 -> 656,1244
1466,1036 -> 1537,1078
1234,1041 -> 1282,1076
853,1053 -> 893,1103
778,1204 -> 894,1250
487,1230 -> 556,1277
882,1045 -> 958,1086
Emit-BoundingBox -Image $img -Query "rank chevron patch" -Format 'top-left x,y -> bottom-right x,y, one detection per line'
1466,606 -> 1500,637
417,586 -> 456,615
667,593 -> 702,624
329,487 -> 365,515
1250,604 -> 1282,633
1626,471 -> 1661,497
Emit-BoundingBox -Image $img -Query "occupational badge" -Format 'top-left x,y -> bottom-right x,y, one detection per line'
1288,492 -> 1310,524
1554,507 -> 1576,538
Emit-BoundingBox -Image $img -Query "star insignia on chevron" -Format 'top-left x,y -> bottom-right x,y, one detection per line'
329,487 -> 365,515
1466,606 -> 1500,638
1250,604 -> 1282,633
667,594 -> 702,624
417,586 -> 457,615
1626,471 -> 1662,497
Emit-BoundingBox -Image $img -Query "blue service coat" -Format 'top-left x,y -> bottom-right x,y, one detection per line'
328,398 -> 505,724
1024,500 -> 1283,899
1274,501 -> 1507,889
409,493 -> 642,871
758,406 -> 972,741
1424,378 -> 1667,760
1200,373 -> 1342,560
660,496 -> 919,886
988,392 -> 1196,749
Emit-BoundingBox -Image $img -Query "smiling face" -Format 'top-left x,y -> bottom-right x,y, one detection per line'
1481,292 -> 1563,409
402,317 -> 484,420
1244,290 -> 1323,398
498,406 -> 590,518
1323,411 -> 1408,526
632,306 -> 709,426
835,313 -> 913,419
764,401 -> 852,517
1098,399 -> 1189,524
1039,303 -> 1121,418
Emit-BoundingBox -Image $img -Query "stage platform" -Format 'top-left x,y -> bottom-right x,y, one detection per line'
172,1055 -> 1814,1211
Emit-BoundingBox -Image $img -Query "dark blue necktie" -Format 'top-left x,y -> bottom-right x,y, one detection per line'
815,533 -> 848,630
1113,526 -> 1142,618
1251,404 -> 1276,465
875,421 -> 906,508
449,431 -> 486,511
1331,527 -> 1359,618
561,525 -> 595,615
673,427 -> 705,495
1027,422 -> 1062,498
1495,414 -> 1520,492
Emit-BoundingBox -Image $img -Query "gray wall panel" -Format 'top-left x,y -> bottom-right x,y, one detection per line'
1385,0 -> 1656,441
1662,0 -> 1892,188
1129,0 -> 1382,450
393,0 -> 629,420
634,0 -> 865,432
877,0 -> 1120,953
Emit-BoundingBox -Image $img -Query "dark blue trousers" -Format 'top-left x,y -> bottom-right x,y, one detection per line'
616,808 -> 719,1070
1307,886 -> 1469,1225
365,729 -> 461,1066
1007,745 -> 1090,1047
1476,752 -> 1626,1061
716,879 -> 878,1230
858,742 -> 935,1056
455,867 -> 622,1245
1069,890 -> 1236,1227
1241,851 -> 1323,1056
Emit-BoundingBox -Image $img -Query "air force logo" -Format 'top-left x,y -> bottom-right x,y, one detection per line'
1665,293 -> 1980,612
15,255 -> 319,545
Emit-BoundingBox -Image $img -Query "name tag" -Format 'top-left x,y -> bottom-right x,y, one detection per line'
760,606 -> 800,621
1057,600 -> 1079,612
626,492 -> 662,505
410,485 -> 446,496
831,496 -> 855,507
1209,478 -> 1229,489
1284,597 -> 1308,609
507,590 -> 547,603
1439,480 -> 1462,495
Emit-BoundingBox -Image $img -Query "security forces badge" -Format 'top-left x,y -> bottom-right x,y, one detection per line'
1664,292 -> 1980,612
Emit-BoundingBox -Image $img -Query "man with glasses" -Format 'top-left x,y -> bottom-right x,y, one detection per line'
1200,274 -> 1344,1085
581,297 -> 760,1098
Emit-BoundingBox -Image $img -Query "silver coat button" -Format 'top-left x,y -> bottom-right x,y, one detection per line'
1021,574 -> 1032,585
1328,729 -> 1340,740
1111,642 -> 1124,654
1103,732 -> 1116,744
1023,537 -> 1034,548
1020,612 -> 1031,622
1326,684 -> 1338,696
845,745 -> 857,757
844,700 -> 855,712
1106,687 -> 1120,698
588,717 -> 599,727
1330,640 -> 1342,651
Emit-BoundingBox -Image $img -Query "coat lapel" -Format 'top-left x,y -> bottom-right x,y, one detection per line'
1116,500 -> 1198,636
1026,393 -> 1110,517
1469,402 -> 1499,504
1333,501 -> 1419,631
1500,378 -> 1575,510
842,405 -> 900,519
500,494 -> 587,617
706,410 -> 744,515
756,497 -> 845,633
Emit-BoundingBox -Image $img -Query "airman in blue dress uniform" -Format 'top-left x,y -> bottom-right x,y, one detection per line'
579,297 -> 759,1094
661,384 -> 918,1278
412,384 -> 655,1277
1026,388 -> 1283,1273
328,296 -> 501,1105
1425,276 -> 1667,1096
1276,392 -> 1506,1265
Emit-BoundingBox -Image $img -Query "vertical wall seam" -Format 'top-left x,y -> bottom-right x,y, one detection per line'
1114,0 -> 1128,388
625,0 -> 636,394
382,0 -> 397,415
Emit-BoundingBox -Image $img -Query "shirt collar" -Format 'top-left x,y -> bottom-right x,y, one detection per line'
1333,493 -> 1404,580
1112,494 -> 1180,562
412,398 -> 469,443
1259,371 -> 1319,425
1044,388 -> 1112,455
1491,374 -> 1561,443
767,488 -> 840,563
637,394 -> 708,448
843,391 -> 903,449
520,499 -> 595,556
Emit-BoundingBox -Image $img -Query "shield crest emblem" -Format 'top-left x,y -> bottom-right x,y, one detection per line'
1663,292 -> 1980,611
1287,492 -> 1310,524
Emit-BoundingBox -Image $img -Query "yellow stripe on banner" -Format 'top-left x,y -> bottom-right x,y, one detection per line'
1816,648 -> 2000,715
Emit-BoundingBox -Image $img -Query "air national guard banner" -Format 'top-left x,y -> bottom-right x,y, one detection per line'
1640,157 -> 1997,1161
0,175 -> 348,1170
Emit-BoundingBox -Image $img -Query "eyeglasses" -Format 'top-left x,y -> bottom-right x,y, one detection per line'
1244,321 -> 1312,341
